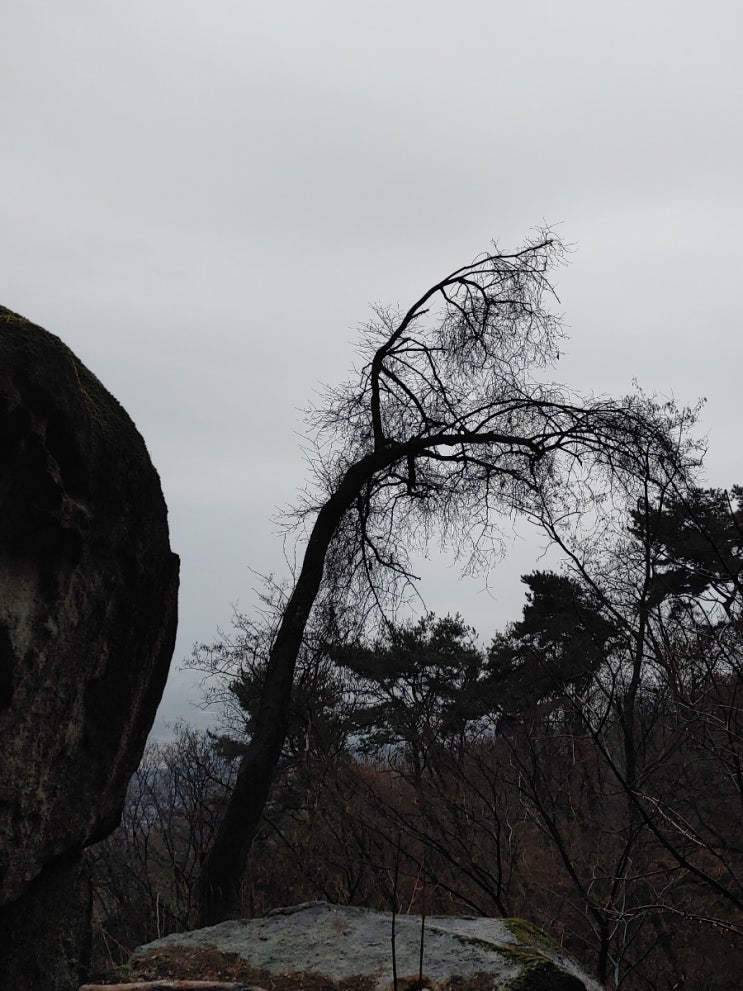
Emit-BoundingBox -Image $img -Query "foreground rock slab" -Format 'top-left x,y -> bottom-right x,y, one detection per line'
0,306 -> 179,989
131,902 -> 603,991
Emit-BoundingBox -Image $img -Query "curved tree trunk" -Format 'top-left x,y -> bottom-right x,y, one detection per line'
198,451 -> 389,925
199,426 -> 549,924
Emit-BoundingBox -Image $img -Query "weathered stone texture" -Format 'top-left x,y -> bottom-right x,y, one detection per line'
0,853 -> 92,989
0,306 -> 179,987
132,902 -> 601,990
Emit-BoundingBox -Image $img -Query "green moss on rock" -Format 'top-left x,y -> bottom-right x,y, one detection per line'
503,920 -> 562,955
499,920 -> 586,990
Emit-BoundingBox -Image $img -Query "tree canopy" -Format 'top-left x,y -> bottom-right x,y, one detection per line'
630,485 -> 743,614
333,613 -> 486,773
487,570 -> 618,717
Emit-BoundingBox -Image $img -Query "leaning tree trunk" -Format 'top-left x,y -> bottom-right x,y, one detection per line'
199,424 -> 550,924
198,450 -> 391,925
200,430 -> 541,926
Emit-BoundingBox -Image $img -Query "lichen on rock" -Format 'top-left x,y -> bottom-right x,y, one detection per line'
131,903 -> 602,991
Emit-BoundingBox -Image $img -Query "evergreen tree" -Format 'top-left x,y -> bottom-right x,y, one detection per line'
487,571 -> 618,717
334,613 -> 487,773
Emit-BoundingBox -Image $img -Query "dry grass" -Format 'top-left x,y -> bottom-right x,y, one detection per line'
86,946 -> 377,991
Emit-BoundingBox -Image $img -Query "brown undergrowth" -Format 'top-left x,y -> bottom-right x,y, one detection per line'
88,946 -> 377,991
85,949 -> 524,991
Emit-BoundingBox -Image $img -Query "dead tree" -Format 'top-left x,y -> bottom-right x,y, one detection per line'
199,233 -> 697,924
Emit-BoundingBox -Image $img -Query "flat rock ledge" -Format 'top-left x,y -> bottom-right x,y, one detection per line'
93,902 -> 603,991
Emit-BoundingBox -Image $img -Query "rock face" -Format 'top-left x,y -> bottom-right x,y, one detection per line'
133,902 -> 604,991
0,306 -> 179,988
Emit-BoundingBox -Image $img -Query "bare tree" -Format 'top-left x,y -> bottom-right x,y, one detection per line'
200,232 -> 697,924
91,726 -> 234,966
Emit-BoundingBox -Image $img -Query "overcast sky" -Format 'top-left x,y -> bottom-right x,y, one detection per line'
3,1 -> 742,738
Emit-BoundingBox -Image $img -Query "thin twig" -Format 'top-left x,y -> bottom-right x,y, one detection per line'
418,850 -> 427,987
392,831 -> 401,991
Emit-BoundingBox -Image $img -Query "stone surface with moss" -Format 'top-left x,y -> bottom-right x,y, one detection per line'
129,903 -> 603,991
0,306 -> 179,989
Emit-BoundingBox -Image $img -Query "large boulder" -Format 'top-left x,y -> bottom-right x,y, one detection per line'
127,902 -> 604,991
0,306 -> 179,988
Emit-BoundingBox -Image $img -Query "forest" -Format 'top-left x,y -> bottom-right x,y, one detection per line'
91,484 -> 743,991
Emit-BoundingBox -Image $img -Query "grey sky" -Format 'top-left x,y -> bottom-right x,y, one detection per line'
3,2 -> 742,737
